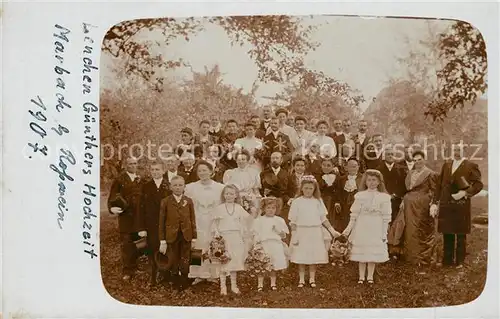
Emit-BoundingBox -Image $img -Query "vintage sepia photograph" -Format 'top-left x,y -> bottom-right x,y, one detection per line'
99,15 -> 488,308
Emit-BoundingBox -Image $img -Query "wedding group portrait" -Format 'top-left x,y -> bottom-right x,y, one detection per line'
99,14 -> 488,308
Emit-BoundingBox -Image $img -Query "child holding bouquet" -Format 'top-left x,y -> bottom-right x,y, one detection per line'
341,169 -> 392,284
251,197 -> 289,291
211,184 -> 258,295
289,175 -> 341,288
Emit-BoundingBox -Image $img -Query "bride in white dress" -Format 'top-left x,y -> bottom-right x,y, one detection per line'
185,160 -> 225,285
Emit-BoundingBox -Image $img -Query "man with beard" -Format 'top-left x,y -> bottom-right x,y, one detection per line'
260,152 -> 289,204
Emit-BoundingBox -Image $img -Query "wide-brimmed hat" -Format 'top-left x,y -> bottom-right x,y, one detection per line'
109,194 -> 128,211
190,248 -> 203,266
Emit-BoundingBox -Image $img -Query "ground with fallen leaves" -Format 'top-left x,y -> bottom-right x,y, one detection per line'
100,196 -> 488,308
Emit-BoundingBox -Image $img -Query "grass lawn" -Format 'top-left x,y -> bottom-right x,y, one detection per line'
99,194 -> 488,308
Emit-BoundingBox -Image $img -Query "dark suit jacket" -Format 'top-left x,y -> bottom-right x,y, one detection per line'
209,129 -> 225,145
255,128 -> 267,140
351,132 -> 369,159
433,160 -> 483,234
193,134 -> 215,158
159,195 -> 197,243
305,155 -> 322,176
260,167 -> 289,201
263,131 -> 293,167
137,178 -> 169,249
107,172 -> 143,233
259,120 -> 272,132
328,132 -> 347,154
364,148 -> 383,170
376,162 -> 406,198
178,166 -> 198,185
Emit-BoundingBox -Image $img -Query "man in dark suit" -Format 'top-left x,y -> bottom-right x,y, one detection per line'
260,104 -> 274,133
158,175 -> 197,291
249,114 -> 267,139
396,145 -> 416,176
162,154 -> 181,194
328,119 -> 347,155
351,119 -> 369,162
107,156 -> 144,280
176,127 -> 198,159
376,147 -> 407,222
263,116 -> 293,168
260,152 -> 289,210
193,119 -> 215,159
178,152 -> 198,184
364,133 -> 384,169
431,143 -> 483,267
137,161 -> 169,285
209,116 -> 224,144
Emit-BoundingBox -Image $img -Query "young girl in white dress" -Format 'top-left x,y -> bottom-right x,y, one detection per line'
252,197 -> 289,291
289,175 -> 340,288
211,184 -> 258,295
342,169 -> 392,284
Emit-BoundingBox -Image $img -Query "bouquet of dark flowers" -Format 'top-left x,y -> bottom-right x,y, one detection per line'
203,235 -> 231,265
244,241 -> 273,277
329,235 -> 352,266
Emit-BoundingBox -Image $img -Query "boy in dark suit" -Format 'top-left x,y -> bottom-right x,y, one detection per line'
158,175 -> 197,291
209,116 -> 224,144
137,160 -> 169,285
250,114 -> 267,139
107,156 -> 144,280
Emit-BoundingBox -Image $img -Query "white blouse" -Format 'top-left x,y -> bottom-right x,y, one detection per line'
349,190 -> 391,222
253,216 -> 289,242
288,197 -> 328,227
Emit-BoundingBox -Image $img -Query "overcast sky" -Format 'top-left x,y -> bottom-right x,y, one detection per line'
102,16 -> 453,110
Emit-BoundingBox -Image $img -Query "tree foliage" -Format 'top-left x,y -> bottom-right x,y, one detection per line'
427,21 -> 487,120
102,15 -> 363,106
100,64 -> 258,185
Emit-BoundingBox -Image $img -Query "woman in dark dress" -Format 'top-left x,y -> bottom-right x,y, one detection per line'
333,157 -> 363,233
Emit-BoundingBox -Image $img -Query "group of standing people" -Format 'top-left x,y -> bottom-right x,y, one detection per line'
107,105 -> 483,295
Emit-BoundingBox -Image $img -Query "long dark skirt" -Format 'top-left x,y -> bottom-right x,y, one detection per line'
403,190 -> 437,265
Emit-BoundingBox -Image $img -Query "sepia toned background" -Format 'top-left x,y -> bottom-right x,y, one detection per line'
99,15 -> 488,308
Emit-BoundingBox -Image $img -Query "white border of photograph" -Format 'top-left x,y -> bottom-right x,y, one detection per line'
2,1 -> 498,318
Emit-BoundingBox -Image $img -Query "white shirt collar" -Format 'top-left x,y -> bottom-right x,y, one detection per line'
173,194 -> 183,203
126,172 -> 137,180
272,166 -> 281,175
335,131 -> 344,136
453,158 -> 465,164
385,162 -> 395,170
347,174 -> 357,180
167,170 -> 177,181
406,160 -> 414,168
210,123 -> 221,133
153,177 -> 163,187
271,130 -> 279,138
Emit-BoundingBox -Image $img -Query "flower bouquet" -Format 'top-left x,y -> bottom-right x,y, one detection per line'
244,241 -> 273,277
329,235 -> 352,266
203,235 -> 231,265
